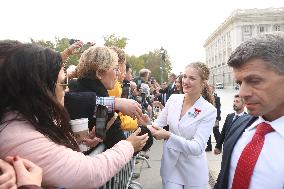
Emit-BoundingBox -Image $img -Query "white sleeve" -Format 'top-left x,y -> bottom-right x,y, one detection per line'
166,107 -> 217,156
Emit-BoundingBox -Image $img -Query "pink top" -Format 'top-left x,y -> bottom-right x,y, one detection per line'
0,113 -> 134,189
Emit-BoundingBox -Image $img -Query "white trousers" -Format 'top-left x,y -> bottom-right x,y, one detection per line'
162,180 -> 207,189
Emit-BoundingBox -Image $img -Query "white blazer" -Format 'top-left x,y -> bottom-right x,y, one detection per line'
153,94 -> 217,186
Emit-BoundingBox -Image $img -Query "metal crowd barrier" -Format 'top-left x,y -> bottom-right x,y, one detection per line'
88,131 -> 143,189
99,155 -> 140,189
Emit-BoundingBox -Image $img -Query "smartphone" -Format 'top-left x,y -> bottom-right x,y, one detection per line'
95,105 -> 108,140
80,43 -> 92,53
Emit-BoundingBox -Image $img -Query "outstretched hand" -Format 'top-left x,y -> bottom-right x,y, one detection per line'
151,125 -> 171,140
138,114 -> 151,126
115,98 -> 142,119
126,127 -> 149,152
82,127 -> 103,148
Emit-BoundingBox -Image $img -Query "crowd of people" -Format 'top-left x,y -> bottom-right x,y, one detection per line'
1,31 -> 284,189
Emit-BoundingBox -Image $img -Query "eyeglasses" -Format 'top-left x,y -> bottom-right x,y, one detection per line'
57,77 -> 68,90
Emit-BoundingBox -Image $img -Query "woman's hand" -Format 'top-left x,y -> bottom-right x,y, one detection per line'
0,159 -> 16,189
138,114 -> 151,126
82,127 -> 103,148
126,128 -> 149,152
151,125 -> 171,140
67,41 -> 84,55
61,41 -> 83,62
146,125 -> 158,135
115,98 -> 142,119
5,156 -> 42,187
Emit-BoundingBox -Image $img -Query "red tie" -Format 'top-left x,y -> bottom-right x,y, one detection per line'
232,122 -> 274,189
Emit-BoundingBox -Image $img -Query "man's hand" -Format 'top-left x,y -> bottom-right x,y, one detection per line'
115,98 -> 142,119
214,148 -> 222,155
214,120 -> 219,127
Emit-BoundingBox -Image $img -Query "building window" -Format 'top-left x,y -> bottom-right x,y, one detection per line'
274,25 -> 281,31
243,25 -> 252,34
242,25 -> 252,41
259,26 -> 265,33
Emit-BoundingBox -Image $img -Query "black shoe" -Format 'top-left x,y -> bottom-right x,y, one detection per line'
205,147 -> 212,152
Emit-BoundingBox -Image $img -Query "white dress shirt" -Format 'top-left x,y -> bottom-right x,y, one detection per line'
228,116 -> 284,189
234,111 -> 245,119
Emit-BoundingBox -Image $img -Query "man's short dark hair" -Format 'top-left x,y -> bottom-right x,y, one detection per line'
169,73 -> 177,79
228,32 -> 284,75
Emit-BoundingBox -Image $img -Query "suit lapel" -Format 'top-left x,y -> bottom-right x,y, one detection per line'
219,115 -> 258,188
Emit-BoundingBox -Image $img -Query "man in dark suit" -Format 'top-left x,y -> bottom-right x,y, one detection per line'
165,73 -> 176,100
206,87 -> 221,151
214,94 -> 246,155
158,82 -> 168,106
214,33 -> 284,189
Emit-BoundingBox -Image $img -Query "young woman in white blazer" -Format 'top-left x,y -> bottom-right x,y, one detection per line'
148,62 -> 217,189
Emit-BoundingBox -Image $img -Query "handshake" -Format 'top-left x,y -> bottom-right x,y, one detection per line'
146,125 -> 171,140
139,114 -> 171,140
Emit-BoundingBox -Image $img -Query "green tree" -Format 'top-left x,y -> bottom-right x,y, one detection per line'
30,37 -> 80,67
103,34 -> 128,49
30,38 -> 55,49
127,49 -> 172,83
126,55 -> 145,76
55,37 -> 80,67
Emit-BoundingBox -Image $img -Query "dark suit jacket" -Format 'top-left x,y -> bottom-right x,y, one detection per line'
215,113 -> 235,151
215,112 -> 248,151
214,115 -> 258,189
166,83 -> 176,101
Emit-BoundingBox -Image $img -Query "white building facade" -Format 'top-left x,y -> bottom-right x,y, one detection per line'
204,7 -> 284,88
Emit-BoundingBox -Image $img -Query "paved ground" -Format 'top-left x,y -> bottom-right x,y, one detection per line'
132,89 -> 237,189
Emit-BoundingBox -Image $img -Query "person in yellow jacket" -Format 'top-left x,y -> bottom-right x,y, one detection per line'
108,47 -> 138,131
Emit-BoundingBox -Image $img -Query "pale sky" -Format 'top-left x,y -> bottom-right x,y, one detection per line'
1,0 -> 284,73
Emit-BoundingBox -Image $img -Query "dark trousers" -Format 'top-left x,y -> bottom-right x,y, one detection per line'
206,126 -> 221,150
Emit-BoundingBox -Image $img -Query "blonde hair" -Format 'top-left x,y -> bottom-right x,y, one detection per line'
186,62 -> 214,105
76,46 -> 118,79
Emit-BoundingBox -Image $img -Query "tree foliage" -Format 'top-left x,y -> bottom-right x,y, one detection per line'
127,49 -> 172,83
29,35 -> 172,82
103,34 -> 128,49
30,37 -> 80,68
